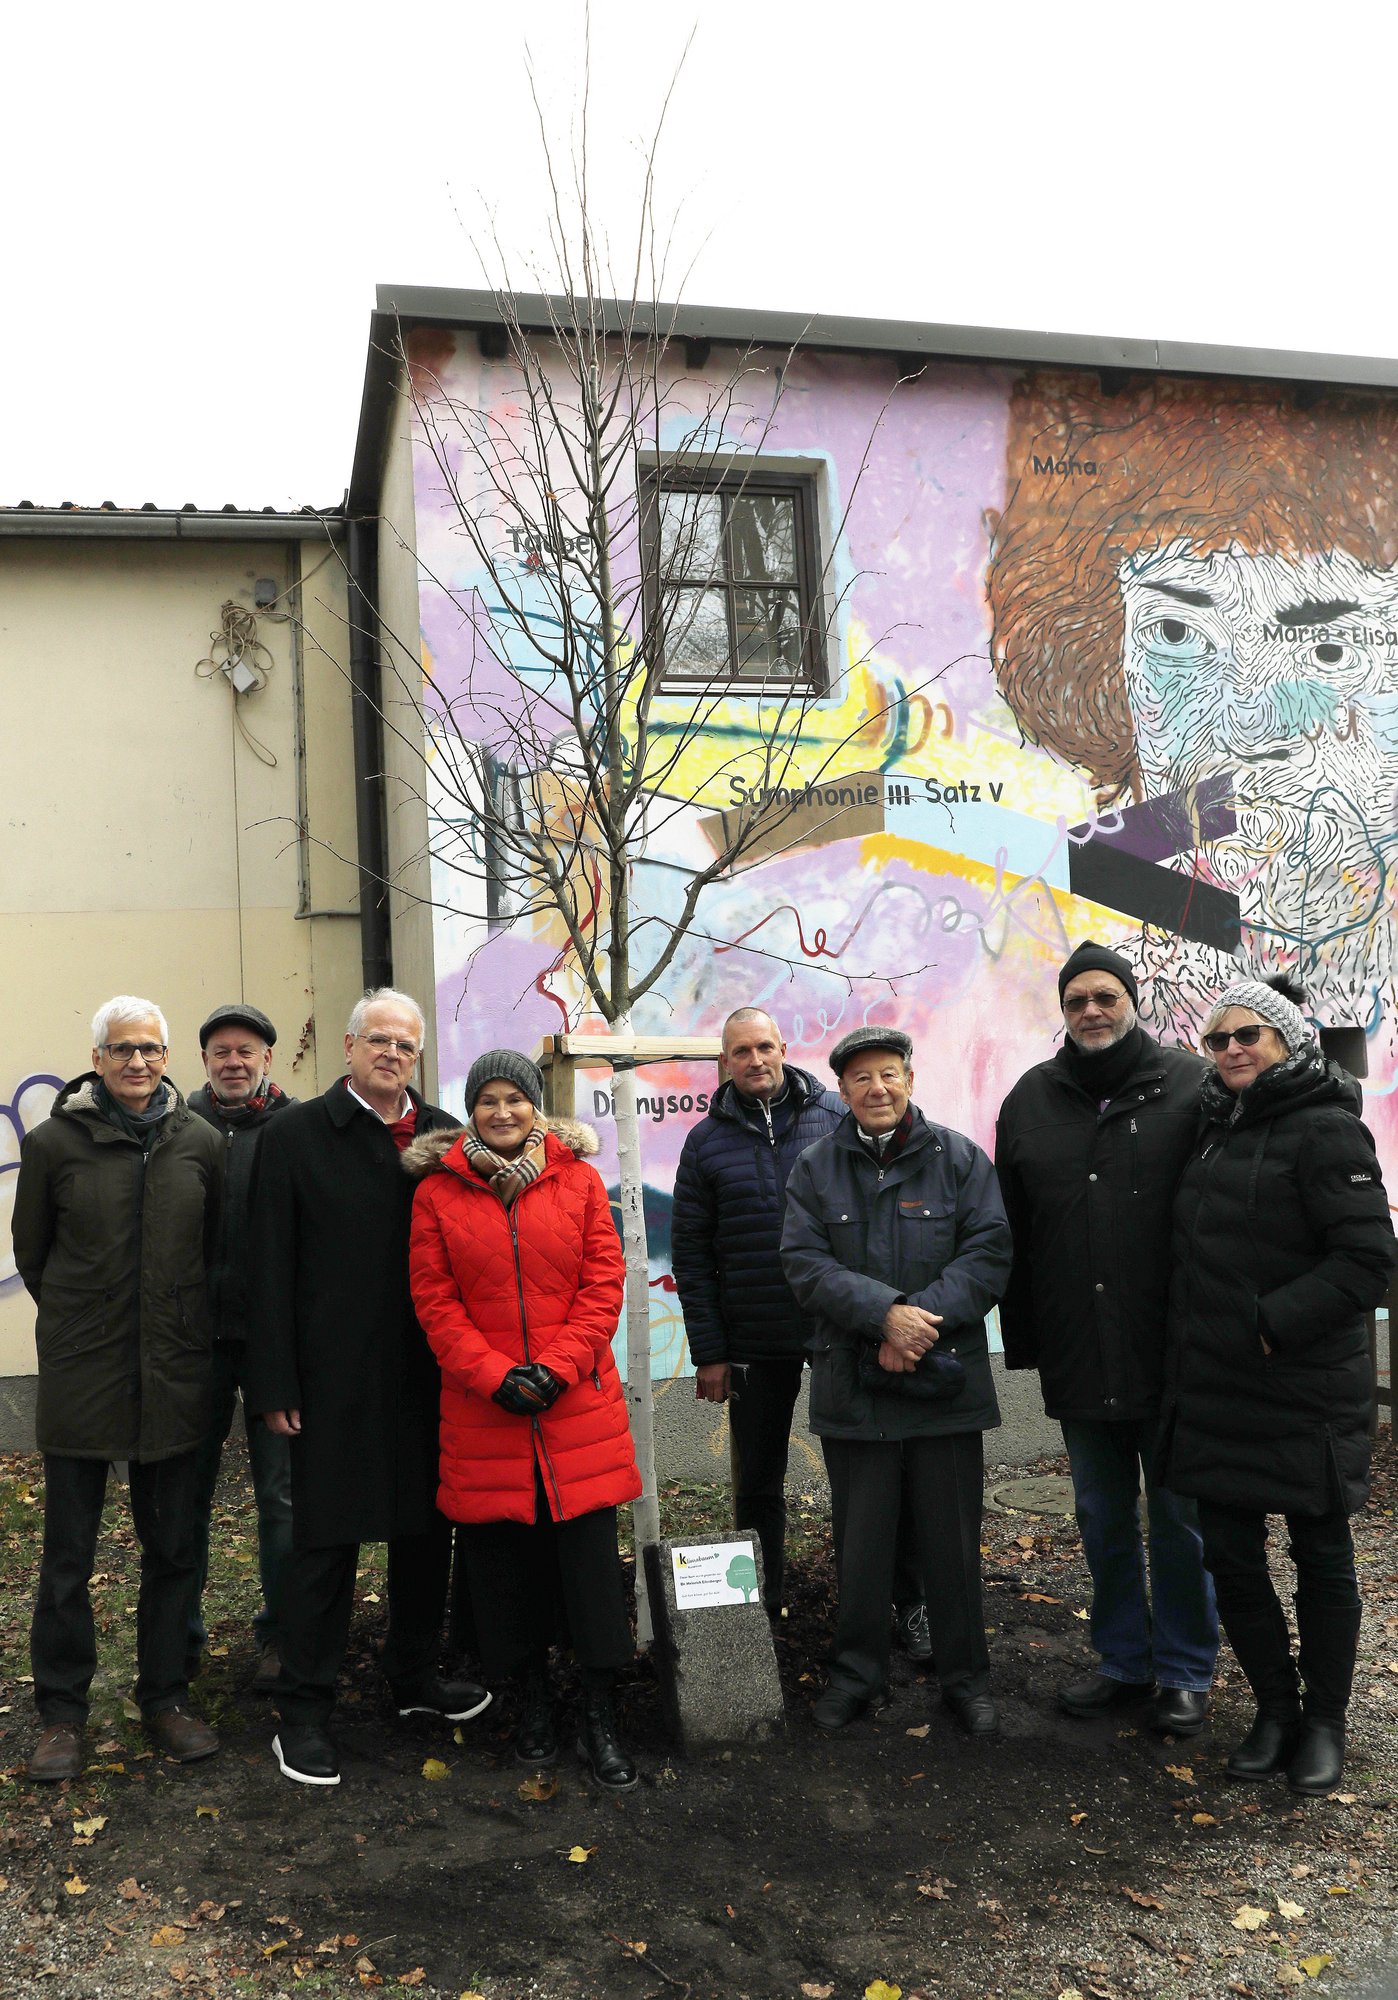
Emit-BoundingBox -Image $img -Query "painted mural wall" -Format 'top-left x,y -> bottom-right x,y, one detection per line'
408,334 -> 1398,1384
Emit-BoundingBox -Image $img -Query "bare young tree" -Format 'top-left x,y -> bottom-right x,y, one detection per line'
357,57 -> 935,1634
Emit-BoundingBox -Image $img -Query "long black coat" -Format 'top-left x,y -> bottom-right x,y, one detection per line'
671,1066 -> 844,1365
781,1109 -> 1012,1441
1159,1053 -> 1395,1517
244,1080 -> 459,1550
995,1034 -> 1206,1421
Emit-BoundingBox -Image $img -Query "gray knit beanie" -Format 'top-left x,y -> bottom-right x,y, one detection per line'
1203,978 -> 1313,1055
464,1049 -> 544,1113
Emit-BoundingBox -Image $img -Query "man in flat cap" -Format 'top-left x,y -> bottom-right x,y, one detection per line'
781,1025 -> 1012,1735
186,1003 -> 297,1694
995,941 -> 1218,1735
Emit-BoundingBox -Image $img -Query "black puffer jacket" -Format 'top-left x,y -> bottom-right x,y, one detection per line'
995,1034 -> 1206,1421
11,1075 -> 224,1461
1159,1052 -> 1395,1517
671,1066 -> 843,1364
781,1109 -> 1012,1441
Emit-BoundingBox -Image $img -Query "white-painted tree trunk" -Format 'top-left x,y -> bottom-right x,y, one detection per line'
612,1010 -> 659,1643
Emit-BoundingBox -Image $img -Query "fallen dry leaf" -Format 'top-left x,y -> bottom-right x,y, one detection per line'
566,1845 -> 594,1864
1070,1812 -> 1088,1825
459,1993 -> 487,2000
71,1815 -> 106,1839
517,1772 -> 558,1802
623,1941 -> 647,1956
62,1876 -> 88,1897
117,1878 -> 145,1902
1192,1812 -> 1219,1827
1299,1957 -> 1334,1977
864,1983 -> 902,2000
905,1724 -> 931,1739
1291,1865 -> 1312,1879
800,1987 -> 834,2000
1231,1905 -> 1271,1931
1275,1970 -> 1305,1989
1059,1990 -> 1085,2000
398,1973 -> 426,1987
263,1940 -> 289,1959
1072,1608 -> 1090,1620
421,1758 -> 448,1782
1277,1898 -> 1306,1920
1020,1591 -> 1062,1603
1165,1764 -> 1195,1784
1331,1791 -> 1359,1804
1122,1886 -> 1164,1909
195,1804 -> 219,1819
151,1925 -> 187,1947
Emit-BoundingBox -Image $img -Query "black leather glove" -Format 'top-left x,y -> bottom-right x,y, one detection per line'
492,1363 -> 564,1415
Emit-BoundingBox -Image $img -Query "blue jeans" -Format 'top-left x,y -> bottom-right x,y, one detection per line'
1061,1417 -> 1218,1692
187,1343 -> 293,1656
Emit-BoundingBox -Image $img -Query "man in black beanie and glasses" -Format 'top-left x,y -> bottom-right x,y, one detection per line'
995,941 -> 1219,1737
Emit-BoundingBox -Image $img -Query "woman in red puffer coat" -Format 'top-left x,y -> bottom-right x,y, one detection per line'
406,1049 -> 640,1790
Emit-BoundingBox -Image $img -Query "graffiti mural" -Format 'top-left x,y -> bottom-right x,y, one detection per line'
409,337 -> 1398,1378
0,1073 -> 62,1293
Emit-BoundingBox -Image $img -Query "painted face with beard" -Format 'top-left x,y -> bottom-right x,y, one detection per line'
1118,542 -> 1398,993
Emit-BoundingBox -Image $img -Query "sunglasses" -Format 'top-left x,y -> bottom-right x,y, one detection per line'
1201,1025 -> 1269,1053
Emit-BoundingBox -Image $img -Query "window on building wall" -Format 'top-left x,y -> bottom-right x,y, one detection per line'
643,470 -> 825,691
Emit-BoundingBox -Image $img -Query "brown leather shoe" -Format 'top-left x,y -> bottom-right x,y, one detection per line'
26,1723 -> 83,1783
251,1645 -> 282,1696
144,1706 -> 219,1762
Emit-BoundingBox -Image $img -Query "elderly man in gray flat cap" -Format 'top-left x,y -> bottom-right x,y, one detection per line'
186,1003 -> 298,1694
781,1026 -> 1013,1736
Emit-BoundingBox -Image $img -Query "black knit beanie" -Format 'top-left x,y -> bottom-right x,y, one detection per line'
464,1049 -> 544,1113
1058,940 -> 1139,1008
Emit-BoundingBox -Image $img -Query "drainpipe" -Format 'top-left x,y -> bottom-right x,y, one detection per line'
347,517 -> 393,990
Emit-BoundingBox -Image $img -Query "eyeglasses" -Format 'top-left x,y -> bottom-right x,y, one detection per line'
103,1042 -> 167,1065
1063,989 -> 1127,1014
1201,1025 -> 1267,1053
356,1033 -> 419,1059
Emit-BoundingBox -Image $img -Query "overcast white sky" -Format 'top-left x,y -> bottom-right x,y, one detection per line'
7,0 -> 1396,510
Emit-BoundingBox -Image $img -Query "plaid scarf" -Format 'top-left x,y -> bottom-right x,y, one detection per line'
461,1116 -> 549,1207
856,1105 -> 916,1162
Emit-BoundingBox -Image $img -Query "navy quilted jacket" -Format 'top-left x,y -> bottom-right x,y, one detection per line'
671,1065 -> 843,1365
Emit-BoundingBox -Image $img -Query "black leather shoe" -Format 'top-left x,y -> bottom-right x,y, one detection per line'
1057,1672 -> 1155,1718
893,1601 -> 934,1664
947,1693 -> 999,1736
577,1690 -> 638,1791
1226,1711 -> 1302,1780
273,1725 -> 340,1787
26,1723 -> 83,1783
812,1685 -> 892,1732
1151,1688 -> 1209,1737
1287,1719 -> 1346,1797
514,1672 -> 559,1766
144,1706 -> 220,1762
394,1675 -> 492,1723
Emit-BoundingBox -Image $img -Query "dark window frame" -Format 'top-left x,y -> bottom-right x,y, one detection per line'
640,466 -> 826,695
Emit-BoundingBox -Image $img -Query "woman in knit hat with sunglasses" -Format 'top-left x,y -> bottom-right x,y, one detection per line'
1159,975 -> 1395,1795
404,1051 -> 641,1790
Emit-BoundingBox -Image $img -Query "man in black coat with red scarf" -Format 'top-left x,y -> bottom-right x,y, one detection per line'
246,988 -> 490,1787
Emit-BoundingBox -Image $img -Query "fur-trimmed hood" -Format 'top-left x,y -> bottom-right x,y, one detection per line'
401,1115 -> 599,1179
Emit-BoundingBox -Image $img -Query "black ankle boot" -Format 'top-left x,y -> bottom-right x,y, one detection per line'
577,1689 -> 638,1791
514,1670 -> 559,1766
1287,1718 -> 1345,1798
1226,1707 -> 1302,1780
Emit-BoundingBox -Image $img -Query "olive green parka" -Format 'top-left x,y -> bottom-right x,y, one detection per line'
11,1074 -> 224,1461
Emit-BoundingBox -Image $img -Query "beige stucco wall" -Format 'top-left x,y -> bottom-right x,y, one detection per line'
376,378 -> 439,1100
0,535 -> 363,1376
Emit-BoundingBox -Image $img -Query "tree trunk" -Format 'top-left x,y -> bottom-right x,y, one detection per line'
612,1011 -> 659,1643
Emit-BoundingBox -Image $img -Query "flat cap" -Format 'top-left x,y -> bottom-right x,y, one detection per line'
829,1024 -> 913,1076
199,1002 -> 277,1049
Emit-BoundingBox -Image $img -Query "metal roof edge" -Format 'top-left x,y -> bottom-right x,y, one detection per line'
0,507 -> 346,542
371,284 -> 1398,392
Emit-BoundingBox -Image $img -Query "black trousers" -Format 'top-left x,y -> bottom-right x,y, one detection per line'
1197,1499 -> 1361,1724
455,1476 -> 634,1685
275,1512 -> 453,1727
728,1359 -> 925,1614
32,1450 -> 201,1724
822,1431 -> 988,1703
